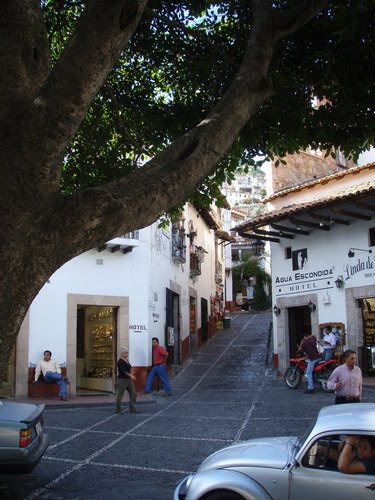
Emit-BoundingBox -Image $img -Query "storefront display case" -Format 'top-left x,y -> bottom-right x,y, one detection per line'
362,299 -> 375,374
78,306 -> 115,392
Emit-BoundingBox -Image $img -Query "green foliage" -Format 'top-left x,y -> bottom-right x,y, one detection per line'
232,258 -> 271,311
41,1 -> 375,204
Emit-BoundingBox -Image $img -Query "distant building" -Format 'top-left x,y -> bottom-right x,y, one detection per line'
222,166 -> 267,217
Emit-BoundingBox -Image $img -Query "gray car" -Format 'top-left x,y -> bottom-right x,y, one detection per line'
174,403 -> 375,500
0,400 -> 49,473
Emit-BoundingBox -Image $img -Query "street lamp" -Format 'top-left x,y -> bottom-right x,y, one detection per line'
251,240 -> 265,256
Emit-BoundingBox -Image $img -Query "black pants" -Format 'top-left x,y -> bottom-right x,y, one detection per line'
335,395 -> 360,405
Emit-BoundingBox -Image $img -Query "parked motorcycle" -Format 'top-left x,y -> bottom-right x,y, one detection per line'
284,354 -> 337,392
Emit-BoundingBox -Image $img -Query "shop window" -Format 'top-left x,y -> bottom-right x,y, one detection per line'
302,435 -> 342,470
369,227 -> 375,247
172,222 -> 186,263
285,247 -> 292,259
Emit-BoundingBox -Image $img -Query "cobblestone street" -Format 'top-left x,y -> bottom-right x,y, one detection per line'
1,312 -> 375,499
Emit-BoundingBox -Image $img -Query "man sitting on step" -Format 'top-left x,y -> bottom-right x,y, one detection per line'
34,350 -> 69,401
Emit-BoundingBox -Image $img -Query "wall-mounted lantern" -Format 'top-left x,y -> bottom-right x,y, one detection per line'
334,275 -> 345,289
348,248 -> 372,258
273,304 -> 281,316
251,240 -> 265,257
307,300 -> 316,313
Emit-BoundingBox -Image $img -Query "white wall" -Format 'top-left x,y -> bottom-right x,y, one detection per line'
27,203 -> 226,372
29,231 -> 150,367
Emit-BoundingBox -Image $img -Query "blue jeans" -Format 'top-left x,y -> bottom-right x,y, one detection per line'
306,359 -> 318,390
323,348 -> 334,361
145,364 -> 171,394
44,371 -> 67,397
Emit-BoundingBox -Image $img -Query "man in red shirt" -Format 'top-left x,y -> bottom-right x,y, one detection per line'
144,337 -> 172,397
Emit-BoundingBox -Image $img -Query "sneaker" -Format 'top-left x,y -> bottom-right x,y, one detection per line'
304,389 -> 315,394
143,390 -> 151,394
163,393 -> 172,397
60,396 -> 67,401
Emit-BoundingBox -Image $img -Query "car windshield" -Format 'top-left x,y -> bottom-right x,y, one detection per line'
295,418 -> 318,451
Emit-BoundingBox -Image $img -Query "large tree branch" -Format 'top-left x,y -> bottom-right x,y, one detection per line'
0,0 -> 50,122
38,1 -> 277,257
6,0 -> 148,194
49,0 -> 329,258
273,0 -> 329,42
11,0 -> 329,263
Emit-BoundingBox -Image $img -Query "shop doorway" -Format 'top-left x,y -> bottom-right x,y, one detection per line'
76,305 -> 118,394
201,298 -> 209,342
288,305 -> 311,357
166,288 -> 180,364
361,298 -> 375,376
190,297 -> 197,352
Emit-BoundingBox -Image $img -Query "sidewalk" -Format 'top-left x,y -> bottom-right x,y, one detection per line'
363,376 -> 375,387
11,390 -> 156,409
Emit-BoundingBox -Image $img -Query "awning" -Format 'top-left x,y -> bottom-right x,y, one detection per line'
215,229 -> 236,243
232,181 -> 375,242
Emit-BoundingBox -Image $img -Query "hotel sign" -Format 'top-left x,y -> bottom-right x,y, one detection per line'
274,268 -> 334,297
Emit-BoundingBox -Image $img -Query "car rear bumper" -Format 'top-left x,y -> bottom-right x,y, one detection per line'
0,432 -> 49,473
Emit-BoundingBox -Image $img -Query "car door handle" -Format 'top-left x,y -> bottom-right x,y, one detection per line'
366,484 -> 375,491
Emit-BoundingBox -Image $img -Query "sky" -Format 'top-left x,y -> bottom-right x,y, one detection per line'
358,148 -> 375,166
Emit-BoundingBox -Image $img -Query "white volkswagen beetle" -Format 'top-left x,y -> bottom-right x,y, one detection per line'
174,403 -> 375,500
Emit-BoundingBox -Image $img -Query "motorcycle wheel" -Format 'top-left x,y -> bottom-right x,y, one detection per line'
319,369 -> 334,393
284,367 -> 302,389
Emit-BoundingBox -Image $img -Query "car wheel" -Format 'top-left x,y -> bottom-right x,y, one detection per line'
203,490 -> 244,500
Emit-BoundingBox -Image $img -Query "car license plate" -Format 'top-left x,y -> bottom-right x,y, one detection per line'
35,421 -> 43,435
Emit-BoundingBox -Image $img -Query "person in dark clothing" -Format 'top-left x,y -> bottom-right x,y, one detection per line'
298,333 -> 321,394
338,435 -> 375,474
115,348 -> 138,414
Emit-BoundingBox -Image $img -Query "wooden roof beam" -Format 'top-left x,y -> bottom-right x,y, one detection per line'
238,231 -> 280,243
253,228 -> 294,239
289,217 -> 330,231
110,245 -> 121,253
271,223 -> 310,236
331,206 -> 371,220
309,212 -> 350,225
122,247 -> 133,255
97,244 -> 107,252
353,200 -> 375,212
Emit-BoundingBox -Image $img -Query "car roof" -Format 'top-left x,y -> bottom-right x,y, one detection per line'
313,403 -> 375,434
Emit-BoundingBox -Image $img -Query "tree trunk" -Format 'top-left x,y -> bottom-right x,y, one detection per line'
0,0 -> 328,382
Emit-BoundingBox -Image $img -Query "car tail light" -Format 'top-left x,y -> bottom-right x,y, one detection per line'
20,428 -> 33,448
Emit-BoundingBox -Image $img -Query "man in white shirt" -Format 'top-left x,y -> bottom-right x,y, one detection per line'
34,350 -> 68,400
327,350 -> 362,404
323,326 -> 337,361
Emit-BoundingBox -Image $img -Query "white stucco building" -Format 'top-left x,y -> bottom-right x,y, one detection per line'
6,204 -> 227,398
235,162 -> 375,377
